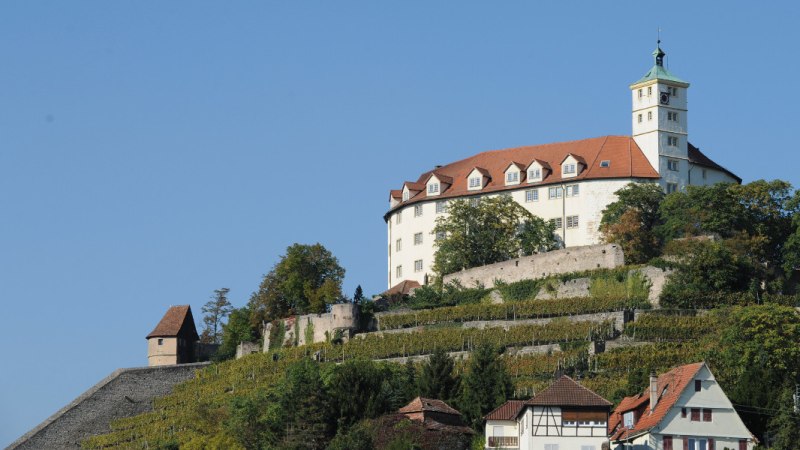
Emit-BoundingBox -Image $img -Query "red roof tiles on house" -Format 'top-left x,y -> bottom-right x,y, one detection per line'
383,279 -> 421,297
609,362 -> 705,441
146,305 -> 199,340
386,135 -> 660,217
399,397 -> 462,416
484,400 -> 526,421
525,375 -> 613,407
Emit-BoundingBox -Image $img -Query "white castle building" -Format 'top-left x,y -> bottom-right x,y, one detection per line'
384,44 -> 740,289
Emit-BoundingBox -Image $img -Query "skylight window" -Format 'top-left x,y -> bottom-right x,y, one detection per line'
600,160 -> 610,168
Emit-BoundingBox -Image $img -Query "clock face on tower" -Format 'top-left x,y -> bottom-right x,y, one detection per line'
660,92 -> 670,105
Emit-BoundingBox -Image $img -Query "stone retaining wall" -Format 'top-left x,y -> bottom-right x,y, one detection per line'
8,362 -> 209,450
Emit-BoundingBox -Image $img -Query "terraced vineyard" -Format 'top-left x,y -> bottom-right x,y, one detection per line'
83,302 -> 721,449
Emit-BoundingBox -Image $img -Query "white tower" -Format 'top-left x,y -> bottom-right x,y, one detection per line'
631,43 -> 690,193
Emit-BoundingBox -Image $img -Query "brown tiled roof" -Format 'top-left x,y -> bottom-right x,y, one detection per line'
468,167 -> 492,178
561,153 -> 587,165
386,136 -> 660,217
404,181 -> 425,191
146,305 -> 199,340
609,362 -> 704,442
526,158 -> 552,171
484,400 -> 526,421
390,189 -> 402,200
399,397 -> 462,416
504,162 -> 526,172
526,375 -> 612,407
383,279 -> 421,297
425,171 -> 454,185
688,143 -> 742,183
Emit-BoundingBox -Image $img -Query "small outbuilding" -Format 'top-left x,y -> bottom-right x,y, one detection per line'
146,305 -> 199,366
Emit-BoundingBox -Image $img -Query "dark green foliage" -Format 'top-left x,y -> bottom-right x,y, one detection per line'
276,359 -> 334,449
248,243 -> 346,324
418,348 -> 460,403
767,383 -> 800,450
353,285 -> 364,303
216,306 -> 259,361
432,196 -> 557,276
783,190 -> 800,275
457,342 -> 513,429
326,425 -> 373,450
224,388 -> 273,450
268,319 -> 286,350
200,288 -> 234,344
405,282 -> 489,310
600,183 -> 665,263
495,279 -> 539,302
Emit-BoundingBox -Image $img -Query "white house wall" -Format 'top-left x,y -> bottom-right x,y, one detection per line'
525,406 -> 608,450
485,419 -> 520,449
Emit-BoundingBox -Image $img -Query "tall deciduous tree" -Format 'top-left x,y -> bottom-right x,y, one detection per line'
248,243 -> 345,324
600,182 -> 664,264
200,288 -> 233,344
432,196 -> 556,276
457,342 -> 513,429
217,306 -> 259,360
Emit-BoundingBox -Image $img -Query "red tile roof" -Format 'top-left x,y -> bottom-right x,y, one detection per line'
146,305 -> 199,340
425,171 -> 454,185
390,189 -> 402,200
609,362 -> 704,441
399,397 -> 463,416
484,400 -> 526,421
386,135 -> 660,217
382,279 -> 421,297
404,181 -> 425,192
526,375 -> 612,407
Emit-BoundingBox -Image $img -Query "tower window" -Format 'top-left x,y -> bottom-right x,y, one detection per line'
158,339 -> 164,345
667,136 -> 679,147
667,159 -> 679,171
414,259 -> 423,272
396,265 -> 402,279
668,86 -> 678,97
638,114 -> 642,123
638,89 -> 642,98
396,239 -> 402,252
666,183 -> 678,194
648,86 -> 652,96
648,111 -> 653,121
668,112 -> 678,122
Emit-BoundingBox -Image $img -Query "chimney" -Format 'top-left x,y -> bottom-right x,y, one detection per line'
649,371 -> 658,412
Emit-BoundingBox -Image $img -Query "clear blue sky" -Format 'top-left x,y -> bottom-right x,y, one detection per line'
2,1 -> 798,446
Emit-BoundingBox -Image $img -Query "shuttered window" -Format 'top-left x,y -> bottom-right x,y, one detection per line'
663,436 -> 673,450
690,408 -> 700,421
739,439 -> 747,450
703,408 -> 712,421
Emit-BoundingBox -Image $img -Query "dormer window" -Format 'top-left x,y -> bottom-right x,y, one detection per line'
623,411 -> 635,428
402,191 -> 409,201
506,172 -> 518,183
469,177 -> 481,188
528,168 -> 541,180
428,183 -> 439,194
563,164 -> 576,175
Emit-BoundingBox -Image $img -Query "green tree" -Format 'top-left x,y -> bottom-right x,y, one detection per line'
200,288 -> 233,344
767,383 -> 800,450
458,342 -> 513,429
224,388 -> 275,450
327,360 -> 395,430
417,347 -> 460,403
599,183 -> 665,264
248,243 -> 346,324
276,359 -> 334,449
217,306 -> 259,361
432,196 -> 556,276
353,285 -> 364,304
782,189 -> 800,275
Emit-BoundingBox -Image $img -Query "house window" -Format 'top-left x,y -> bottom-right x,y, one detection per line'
690,408 -> 700,421
638,114 -> 642,123
396,211 -> 402,224
414,259 -> 423,272
548,187 -> 563,199
469,197 -> 480,207
623,411 -> 634,427
550,217 -> 563,229
668,136 -> 679,147
414,204 -> 423,217
435,230 -> 446,241
435,201 -> 447,214
667,159 -> 679,171
469,177 -> 482,188
566,215 -> 579,229
563,419 -> 576,426
158,338 -> 163,345
396,265 -> 402,279
428,183 -> 439,194
638,89 -> 642,98
525,189 -> 538,202
563,163 -> 576,174
566,184 -> 579,197
663,436 -> 673,450
687,438 -> 708,450
414,232 -> 423,245
702,169 -> 707,179
507,172 -> 519,183
600,160 -> 610,168
402,191 -> 409,201
667,183 -> 678,194
703,408 -> 712,422
648,86 -> 652,96
528,168 -> 541,180
681,408 -> 687,418
648,111 -> 653,120
668,111 -> 678,121
739,440 -> 747,450
695,379 -> 702,391
395,239 -> 402,252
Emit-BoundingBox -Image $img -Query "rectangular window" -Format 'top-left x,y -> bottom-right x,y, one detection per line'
667,159 -> 679,171
507,172 -> 519,182
667,182 -> 678,194
681,408 -> 687,418
414,204 -> 423,217
428,183 -> 439,194
638,89 -> 642,98
600,160 -> 610,168
158,338 -> 163,345
664,436 -> 673,450
648,111 -> 653,120
668,111 -> 679,122
414,259 -> 423,272
414,232 -> 422,245
703,408 -> 712,422
739,440 -> 747,450
469,177 -> 481,188
563,420 -> 576,426
690,408 -> 700,421
544,445 -> 559,450
548,187 -> 563,199
550,217 -> 563,229
436,201 -> 447,214
637,114 -> 642,123
648,86 -> 652,96
669,86 -> 678,97
435,230 -> 446,241
563,163 -> 576,174
668,135 -> 679,147
395,239 -> 402,252
623,411 -> 634,428
688,438 -> 708,450
695,380 -> 702,391
525,189 -> 538,202
402,191 -> 409,201
702,169 -> 707,179
396,211 -> 402,224
566,184 -> 579,197
395,265 -> 402,279
566,215 -> 579,229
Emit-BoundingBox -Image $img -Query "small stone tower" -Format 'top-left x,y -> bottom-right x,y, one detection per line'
146,305 -> 200,366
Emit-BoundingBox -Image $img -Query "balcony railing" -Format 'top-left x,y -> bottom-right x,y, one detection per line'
488,436 -> 518,447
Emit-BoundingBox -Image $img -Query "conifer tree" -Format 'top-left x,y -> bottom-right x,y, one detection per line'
418,347 -> 460,403
458,342 -> 513,429
201,288 -> 233,344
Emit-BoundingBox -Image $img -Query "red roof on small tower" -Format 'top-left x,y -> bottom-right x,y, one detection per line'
146,305 -> 199,340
